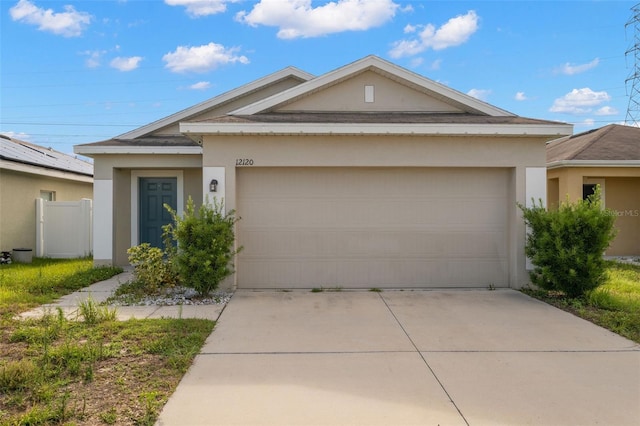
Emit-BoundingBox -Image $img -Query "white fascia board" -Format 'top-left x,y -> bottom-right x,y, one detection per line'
181,122 -> 573,137
230,55 -> 515,117
74,145 -> 202,155
1,159 -> 93,182
117,67 -> 315,140
547,160 -> 640,169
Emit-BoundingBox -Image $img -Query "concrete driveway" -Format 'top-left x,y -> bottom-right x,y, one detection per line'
157,290 -> 640,426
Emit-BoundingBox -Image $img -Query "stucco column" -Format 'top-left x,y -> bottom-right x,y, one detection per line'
93,179 -> 113,266
525,167 -> 547,270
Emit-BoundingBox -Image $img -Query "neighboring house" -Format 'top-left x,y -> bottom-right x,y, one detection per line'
0,135 -> 93,253
75,55 -> 572,290
547,124 -> 640,256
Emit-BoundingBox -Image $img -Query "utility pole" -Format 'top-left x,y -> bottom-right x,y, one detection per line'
625,3 -> 640,126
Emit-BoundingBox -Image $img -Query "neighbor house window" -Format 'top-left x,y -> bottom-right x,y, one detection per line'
40,191 -> 55,201
582,184 -> 597,201
582,178 -> 605,206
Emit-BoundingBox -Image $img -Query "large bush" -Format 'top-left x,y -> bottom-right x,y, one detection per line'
519,186 -> 617,298
163,197 -> 240,295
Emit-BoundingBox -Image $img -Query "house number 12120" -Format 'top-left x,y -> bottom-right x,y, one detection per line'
236,159 -> 254,166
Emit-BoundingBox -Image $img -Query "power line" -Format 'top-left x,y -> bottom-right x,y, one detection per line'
0,122 -> 140,127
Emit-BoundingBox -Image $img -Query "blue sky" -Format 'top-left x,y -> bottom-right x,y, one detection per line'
1,0 -> 637,155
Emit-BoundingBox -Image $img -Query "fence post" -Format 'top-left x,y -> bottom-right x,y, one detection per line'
35,198 -> 45,257
80,199 -> 93,257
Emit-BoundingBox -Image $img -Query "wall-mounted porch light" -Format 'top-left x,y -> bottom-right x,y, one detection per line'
209,179 -> 218,192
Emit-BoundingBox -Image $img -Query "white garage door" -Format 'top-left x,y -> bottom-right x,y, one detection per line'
237,167 -> 509,288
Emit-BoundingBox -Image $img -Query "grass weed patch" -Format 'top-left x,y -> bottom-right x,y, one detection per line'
0,314 -> 214,425
523,261 -> 640,343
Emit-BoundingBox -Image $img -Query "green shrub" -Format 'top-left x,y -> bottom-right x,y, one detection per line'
163,197 -> 240,296
519,186 -> 617,298
127,243 -> 178,293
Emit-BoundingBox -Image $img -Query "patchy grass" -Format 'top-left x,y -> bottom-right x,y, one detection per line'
523,261 -> 640,343
0,312 -> 214,425
0,258 -> 217,425
0,258 -> 122,318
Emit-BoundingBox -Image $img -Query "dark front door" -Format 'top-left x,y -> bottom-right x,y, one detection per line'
139,177 -> 177,248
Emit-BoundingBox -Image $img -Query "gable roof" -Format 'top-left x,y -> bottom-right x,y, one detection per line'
77,55 -> 573,155
547,124 -> 640,167
181,55 -> 571,138
1,134 -> 93,177
230,55 -> 514,117
117,66 -> 314,140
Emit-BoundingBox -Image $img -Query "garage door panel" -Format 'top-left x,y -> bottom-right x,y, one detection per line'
240,229 -> 506,258
241,198 -> 506,228
238,258 -> 508,288
237,167 -> 509,288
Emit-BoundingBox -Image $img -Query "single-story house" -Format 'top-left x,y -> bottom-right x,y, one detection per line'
0,135 -> 93,253
547,124 -> 640,256
75,55 -> 572,290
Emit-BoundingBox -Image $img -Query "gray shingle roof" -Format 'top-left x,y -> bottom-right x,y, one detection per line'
194,112 -> 561,125
76,135 -> 199,148
547,124 -> 640,162
0,134 -> 93,176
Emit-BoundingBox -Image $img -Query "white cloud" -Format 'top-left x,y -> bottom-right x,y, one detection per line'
389,10 -> 479,58
189,81 -> 212,90
467,88 -> 491,101
549,87 -> 611,114
556,58 -> 599,75
430,58 -> 442,70
110,56 -> 143,71
9,0 -> 92,37
515,91 -> 528,101
163,42 -> 249,73
1,131 -> 31,141
165,0 -> 235,17
236,0 -> 399,39
81,49 -> 106,68
595,106 -> 618,116
579,118 -> 595,128
409,57 -> 423,68
404,23 -> 416,33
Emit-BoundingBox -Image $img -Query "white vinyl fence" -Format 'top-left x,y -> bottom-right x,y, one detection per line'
36,198 -> 92,258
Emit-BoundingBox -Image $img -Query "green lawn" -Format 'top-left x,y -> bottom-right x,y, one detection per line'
523,260 -> 640,343
0,258 -> 122,318
0,258 -> 215,425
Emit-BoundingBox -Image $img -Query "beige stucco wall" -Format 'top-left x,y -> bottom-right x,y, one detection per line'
605,177 -> 640,256
202,134 -> 548,289
547,166 -> 640,256
280,70 -> 462,113
0,168 -> 92,252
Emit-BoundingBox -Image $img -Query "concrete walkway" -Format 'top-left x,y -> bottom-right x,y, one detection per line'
19,271 -> 225,321
156,289 -> 640,426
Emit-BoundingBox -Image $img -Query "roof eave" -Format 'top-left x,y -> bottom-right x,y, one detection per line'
1,159 -> 93,182
547,160 -> 640,169
180,122 -> 573,137
73,145 -> 203,156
